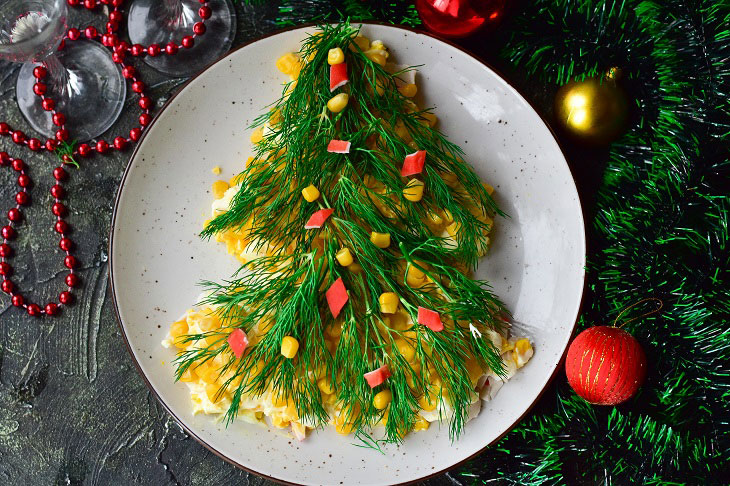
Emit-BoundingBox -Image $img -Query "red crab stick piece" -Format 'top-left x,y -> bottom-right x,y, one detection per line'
326,277 -> 349,318
227,328 -> 249,359
364,365 -> 391,388
417,306 -> 444,332
330,62 -> 349,91
401,150 -> 427,176
304,208 -> 334,229
327,139 -> 351,153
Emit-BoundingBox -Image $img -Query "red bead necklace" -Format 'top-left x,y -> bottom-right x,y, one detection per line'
0,0 -> 211,316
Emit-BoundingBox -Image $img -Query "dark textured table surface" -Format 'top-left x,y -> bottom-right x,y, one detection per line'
0,4 -> 597,485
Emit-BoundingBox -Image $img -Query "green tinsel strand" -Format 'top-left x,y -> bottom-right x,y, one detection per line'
276,0 -> 421,26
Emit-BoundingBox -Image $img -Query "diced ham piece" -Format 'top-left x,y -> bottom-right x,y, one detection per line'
417,306 -> 444,332
227,328 -> 249,359
327,139 -> 351,154
401,150 -> 427,176
304,208 -> 334,229
325,277 -> 349,318
330,62 -> 349,91
364,365 -> 391,388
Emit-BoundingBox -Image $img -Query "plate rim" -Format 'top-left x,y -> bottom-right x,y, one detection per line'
108,21 -> 587,486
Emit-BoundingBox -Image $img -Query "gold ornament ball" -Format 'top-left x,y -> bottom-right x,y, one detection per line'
554,69 -> 629,145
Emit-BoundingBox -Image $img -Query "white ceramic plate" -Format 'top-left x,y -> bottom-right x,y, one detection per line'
110,24 -> 585,486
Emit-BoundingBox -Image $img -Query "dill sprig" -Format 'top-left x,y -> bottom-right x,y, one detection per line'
181,22 -> 508,444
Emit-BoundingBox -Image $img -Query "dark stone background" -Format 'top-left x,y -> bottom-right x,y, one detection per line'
0,3 -> 599,485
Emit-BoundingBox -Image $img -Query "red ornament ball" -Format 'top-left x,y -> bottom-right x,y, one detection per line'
565,326 -> 647,405
415,0 -> 507,38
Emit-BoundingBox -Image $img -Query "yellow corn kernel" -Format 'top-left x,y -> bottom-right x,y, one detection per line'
178,367 -> 197,383
403,179 -> 425,202
212,180 -> 229,199
255,411 -> 264,421
516,338 -> 531,354
336,247 -> 354,266
482,181 -> 495,196
301,184 -> 320,202
350,35 -> 370,52
413,415 -> 430,432
379,292 -> 399,314
419,112 -> 438,127
373,390 -> 392,410
250,127 -> 264,144
211,166 -> 221,175
406,263 -> 427,287
327,93 -> 349,113
205,383 -> 222,403
398,83 -> 418,98
418,392 -> 438,412
269,108 -> 283,125
317,377 -> 334,395
442,209 -> 454,224
271,413 -> 290,429
281,336 -> 300,359
335,421 -> 355,435
446,221 -> 461,238
370,231 -> 391,248
276,52 -> 300,75
327,47 -> 345,65
200,366 -> 220,385
396,340 -> 416,362
426,210 -> 443,226
365,50 -> 387,66
170,320 -> 189,348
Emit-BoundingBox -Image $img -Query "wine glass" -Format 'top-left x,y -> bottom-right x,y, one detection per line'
127,0 -> 236,77
0,0 -> 126,141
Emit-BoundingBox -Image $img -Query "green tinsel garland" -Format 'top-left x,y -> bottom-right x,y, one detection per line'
270,0 -> 729,483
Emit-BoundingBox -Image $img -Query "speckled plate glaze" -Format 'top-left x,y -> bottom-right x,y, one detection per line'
110,24 -> 585,486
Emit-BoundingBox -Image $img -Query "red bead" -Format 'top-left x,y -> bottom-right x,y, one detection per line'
138,96 -> 152,110
52,113 -> 66,126
51,184 -> 65,199
565,326 -> 647,405
122,66 -> 135,79
147,44 -> 161,57
114,40 -> 129,53
56,129 -> 69,141
109,10 -> 122,22
33,66 -> 48,79
78,143 -> 91,157
7,209 -> 21,222
15,191 -> 29,205
96,140 -> 109,154
33,82 -> 47,96
53,202 -> 67,217
1,279 -> 13,294
198,6 -> 212,19
53,166 -> 68,181
68,27 -> 81,40
12,294 -> 24,307
12,131 -> 25,144
131,81 -> 145,93
0,244 -> 12,258
0,122 -> 9,134
1,226 -> 14,239
0,152 -> 9,166
0,262 -> 11,276
59,291 -> 73,305
17,174 -> 31,188
85,26 -> 98,39
113,136 -> 127,150
112,51 -> 125,64
64,255 -> 76,269
45,302 -> 59,315
139,113 -> 152,126
60,238 -> 73,251
27,303 -> 41,317
129,127 -> 142,141
28,138 -> 41,151
131,44 -> 144,56
55,220 -> 69,234
106,20 -> 119,33
45,139 -> 57,151
112,0 -> 123,6
165,42 -> 178,55
65,273 -> 79,287
193,22 -> 206,36
68,0 -> 80,5
182,36 -> 195,49
12,159 -> 24,172
84,0 -> 96,8
101,33 -> 114,46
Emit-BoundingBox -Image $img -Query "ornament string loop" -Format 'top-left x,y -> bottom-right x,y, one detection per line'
612,298 -> 663,329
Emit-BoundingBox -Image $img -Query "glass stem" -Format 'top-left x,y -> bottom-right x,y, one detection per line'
42,54 -> 68,98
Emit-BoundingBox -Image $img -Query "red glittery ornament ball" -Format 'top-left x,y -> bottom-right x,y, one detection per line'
565,326 -> 647,405
415,0 -> 507,38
